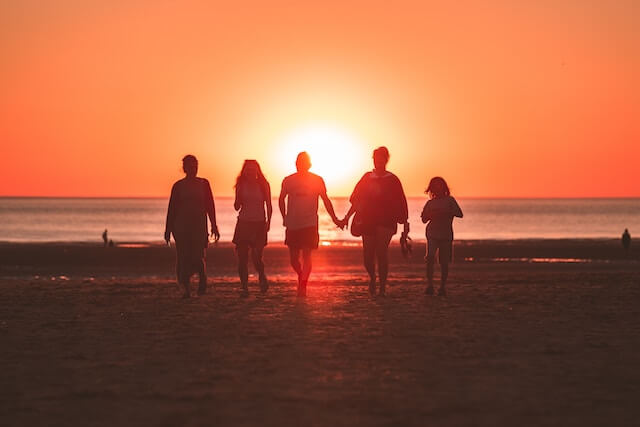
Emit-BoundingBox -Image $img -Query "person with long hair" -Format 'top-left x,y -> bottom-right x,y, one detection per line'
341,147 -> 409,296
279,152 -> 343,297
233,159 -> 272,296
421,176 -> 463,296
164,155 -> 220,298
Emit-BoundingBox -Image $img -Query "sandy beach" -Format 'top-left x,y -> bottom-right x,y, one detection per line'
1,240 -> 639,426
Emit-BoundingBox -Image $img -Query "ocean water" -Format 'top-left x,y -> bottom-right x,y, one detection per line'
0,197 -> 638,243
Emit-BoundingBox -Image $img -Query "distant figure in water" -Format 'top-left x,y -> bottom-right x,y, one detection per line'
622,229 -> 631,254
165,155 -> 220,298
279,152 -> 342,296
421,177 -> 463,296
341,146 -> 409,296
233,160 -> 272,297
102,229 -> 108,247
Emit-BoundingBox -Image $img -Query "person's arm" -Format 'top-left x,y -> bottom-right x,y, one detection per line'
421,201 -> 431,224
341,173 -> 366,226
451,197 -> 463,218
205,180 -> 220,242
265,182 -> 273,231
234,185 -> 241,211
343,205 -> 356,223
397,177 -> 410,236
321,192 -> 342,228
164,183 -> 177,243
318,178 -> 342,228
278,179 -> 287,227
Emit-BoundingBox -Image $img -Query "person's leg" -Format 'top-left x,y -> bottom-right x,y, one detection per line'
376,228 -> 393,295
440,263 -> 449,294
362,234 -> 376,294
176,242 -> 191,298
237,244 -> 250,294
251,245 -> 268,292
197,248 -> 207,295
437,241 -> 452,296
298,249 -> 312,296
425,240 -> 435,295
289,247 -> 302,275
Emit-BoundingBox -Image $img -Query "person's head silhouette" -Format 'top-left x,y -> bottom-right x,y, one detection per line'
373,146 -> 390,171
426,176 -> 451,199
296,152 -> 311,172
182,155 -> 198,177
241,159 -> 260,179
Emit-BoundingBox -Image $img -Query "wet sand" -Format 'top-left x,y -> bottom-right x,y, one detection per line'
1,241 -> 639,426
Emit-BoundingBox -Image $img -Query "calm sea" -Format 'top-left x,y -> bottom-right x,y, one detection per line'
0,197 -> 638,243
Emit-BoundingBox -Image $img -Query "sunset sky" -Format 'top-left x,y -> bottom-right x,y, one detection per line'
1,1 -> 638,198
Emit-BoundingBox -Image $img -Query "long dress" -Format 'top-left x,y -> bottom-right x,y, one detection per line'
165,177 -> 216,285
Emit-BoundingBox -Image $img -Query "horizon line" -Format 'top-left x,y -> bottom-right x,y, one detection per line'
1,195 -> 639,200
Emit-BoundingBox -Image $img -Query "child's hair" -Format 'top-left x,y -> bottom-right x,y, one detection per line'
425,176 -> 450,199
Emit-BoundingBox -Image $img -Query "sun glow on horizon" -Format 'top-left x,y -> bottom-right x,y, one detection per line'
275,124 -> 368,193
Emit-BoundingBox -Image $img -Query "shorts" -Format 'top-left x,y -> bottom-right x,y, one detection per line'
426,238 -> 453,264
285,226 -> 319,250
232,220 -> 268,248
362,226 -> 395,250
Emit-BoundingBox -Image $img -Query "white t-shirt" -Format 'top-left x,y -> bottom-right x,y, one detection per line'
281,172 -> 326,230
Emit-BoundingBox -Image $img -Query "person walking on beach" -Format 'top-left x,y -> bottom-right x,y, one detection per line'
622,228 -> 631,254
102,229 -> 108,247
421,177 -> 463,296
165,155 -> 220,298
279,151 -> 342,296
341,146 -> 409,296
233,160 -> 272,296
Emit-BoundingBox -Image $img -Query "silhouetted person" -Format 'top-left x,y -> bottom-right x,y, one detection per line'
108,239 -> 115,247
102,229 -> 108,247
622,228 -> 631,254
341,147 -> 409,296
279,152 -> 342,296
165,155 -> 220,298
421,177 -> 463,296
233,160 -> 272,297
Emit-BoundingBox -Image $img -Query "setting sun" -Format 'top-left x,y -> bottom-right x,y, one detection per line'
275,124 -> 369,192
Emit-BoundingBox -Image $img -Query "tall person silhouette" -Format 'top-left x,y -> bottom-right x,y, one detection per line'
165,155 -> 220,298
233,160 -> 272,296
341,147 -> 409,296
279,152 -> 342,296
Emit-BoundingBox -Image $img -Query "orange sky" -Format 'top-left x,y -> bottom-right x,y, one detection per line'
1,1 -> 638,197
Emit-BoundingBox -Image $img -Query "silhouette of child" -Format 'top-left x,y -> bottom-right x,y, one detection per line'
421,177 -> 463,296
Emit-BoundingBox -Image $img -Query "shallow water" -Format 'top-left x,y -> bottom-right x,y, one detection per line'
0,197 -> 638,242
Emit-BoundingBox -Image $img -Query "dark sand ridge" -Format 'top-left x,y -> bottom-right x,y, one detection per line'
1,241 -> 639,426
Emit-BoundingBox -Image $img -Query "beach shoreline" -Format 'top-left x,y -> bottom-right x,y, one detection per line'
1,241 -> 639,426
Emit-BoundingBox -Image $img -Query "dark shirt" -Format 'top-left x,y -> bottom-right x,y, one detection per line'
165,177 -> 215,248
350,171 -> 408,233
421,196 -> 463,241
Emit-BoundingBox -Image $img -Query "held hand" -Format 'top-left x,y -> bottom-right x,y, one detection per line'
338,218 -> 348,230
211,226 -> 220,243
